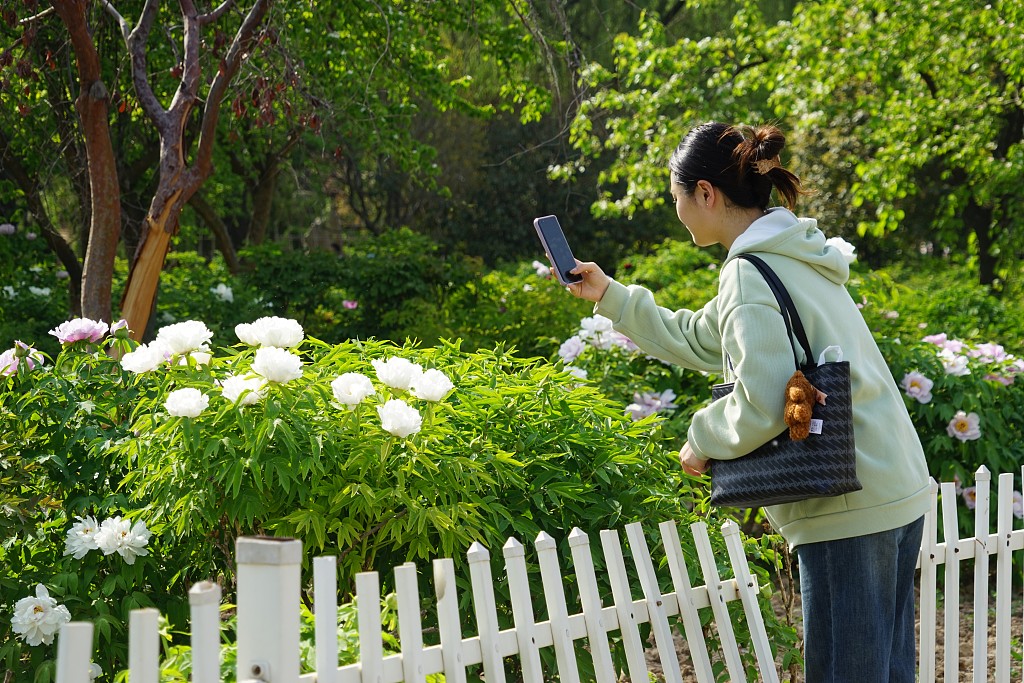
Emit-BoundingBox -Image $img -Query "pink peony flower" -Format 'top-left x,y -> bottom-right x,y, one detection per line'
900,371 -> 933,404
342,300 -> 358,310
1,342 -> 45,376
962,486 -> 977,510
49,318 -> 109,345
946,410 -> 981,441
969,342 -> 1007,364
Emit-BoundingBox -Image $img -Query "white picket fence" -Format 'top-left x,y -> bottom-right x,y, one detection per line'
52,467 -> 1024,683
918,466 -> 1024,683
55,519 -> 777,683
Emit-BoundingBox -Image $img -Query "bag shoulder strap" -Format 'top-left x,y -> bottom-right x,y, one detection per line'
734,253 -> 815,370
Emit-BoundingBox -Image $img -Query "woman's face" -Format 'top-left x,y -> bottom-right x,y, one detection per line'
671,180 -> 715,247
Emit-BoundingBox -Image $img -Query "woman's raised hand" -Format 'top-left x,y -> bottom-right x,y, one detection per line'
567,260 -> 611,303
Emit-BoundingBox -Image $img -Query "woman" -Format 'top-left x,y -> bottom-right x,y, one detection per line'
566,122 -> 930,682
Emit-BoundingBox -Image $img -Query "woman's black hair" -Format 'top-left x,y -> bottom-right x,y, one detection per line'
668,122 -> 806,211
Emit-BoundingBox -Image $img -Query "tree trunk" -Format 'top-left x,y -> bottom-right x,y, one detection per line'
52,0 -> 122,324
0,129 -> 84,315
189,193 -> 240,273
115,0 -> 273,340
966,198 -> 997,288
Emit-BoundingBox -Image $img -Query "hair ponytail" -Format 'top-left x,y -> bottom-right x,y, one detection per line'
669,122 -> 809,211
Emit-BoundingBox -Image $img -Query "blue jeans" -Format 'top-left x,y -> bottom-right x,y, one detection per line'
795,516 -> 925,683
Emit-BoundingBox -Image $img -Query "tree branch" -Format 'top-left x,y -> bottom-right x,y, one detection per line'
199,0 -> 236,26
18,7 -> 56,25
125,0 -> 168,129
190,0 -> 273,186
188,192 -> 239,272
169,0 -> 202,121
96,0 -> 131,43
0,130 -> 84,292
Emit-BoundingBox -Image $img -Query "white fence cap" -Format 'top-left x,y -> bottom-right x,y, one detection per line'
235,536 -> 302,565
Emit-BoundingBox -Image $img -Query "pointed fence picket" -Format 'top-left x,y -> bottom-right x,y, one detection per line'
54,519 -> 777,683
53,468 -> 1024,682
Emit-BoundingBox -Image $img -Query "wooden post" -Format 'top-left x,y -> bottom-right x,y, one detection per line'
236,537 -> 302,683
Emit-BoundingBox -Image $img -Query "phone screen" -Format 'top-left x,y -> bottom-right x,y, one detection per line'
533,215 -> 583,285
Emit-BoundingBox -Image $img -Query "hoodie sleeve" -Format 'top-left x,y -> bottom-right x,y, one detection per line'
594,279 -> 723,373
686,261 -> 797,461
686,302 -> 797,460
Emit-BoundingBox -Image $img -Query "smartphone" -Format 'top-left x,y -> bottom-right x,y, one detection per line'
533,214 -> 583,286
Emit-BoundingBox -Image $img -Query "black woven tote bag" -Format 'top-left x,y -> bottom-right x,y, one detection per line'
707,254 -> 861,508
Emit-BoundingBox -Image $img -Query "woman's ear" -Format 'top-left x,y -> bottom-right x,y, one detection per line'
696,179 -> 715,207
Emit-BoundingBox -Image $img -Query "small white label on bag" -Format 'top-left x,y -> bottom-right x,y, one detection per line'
809,419 -> 823,435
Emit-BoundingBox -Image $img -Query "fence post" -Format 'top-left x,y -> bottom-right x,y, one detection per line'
972,466 -> 992,681
128,609 -> 160,683
189,580 -> 223,683
236,536 -> 302,683
55,622 -> 94,683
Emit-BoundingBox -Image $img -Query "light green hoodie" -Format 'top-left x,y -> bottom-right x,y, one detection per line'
595,209 -> 930,548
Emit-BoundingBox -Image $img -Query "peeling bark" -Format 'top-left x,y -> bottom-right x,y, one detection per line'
51,0 -> 122,324
116,0 -> 274,339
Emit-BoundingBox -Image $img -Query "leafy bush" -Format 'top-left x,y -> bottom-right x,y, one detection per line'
848,262 -> 1024,353
1,317 -> 791,680
437,261 -> 594,357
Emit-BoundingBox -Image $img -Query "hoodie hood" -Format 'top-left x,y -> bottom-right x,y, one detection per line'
726,208 -> 850,285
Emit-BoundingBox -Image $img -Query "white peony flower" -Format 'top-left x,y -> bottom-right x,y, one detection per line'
565,366 -> 588,380
89,663 -> 103,681
235,316 -> 304,348
578,315 -> 615,349
63,515 -> 100,559
331,373 -> 375,406
377,399 -> 423,438
938,348 -> 971,376
251,347 -> 304,383
371,356 -> 422,390
94,516 -> 152,565
410,368 -> 454,402
221,374 -> 267,406
825,236 -> 858,263
11,584 -> 72,646
210,283 -> 234,302
120,340 -> 172,374
558,335 -> 586,363
165,388 -> 209,418
28,286 -> 52,297
531,260 -> 552,278
155,320 -> 213,356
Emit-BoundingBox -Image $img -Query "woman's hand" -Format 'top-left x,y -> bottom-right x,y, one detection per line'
567,260 -> 611,303
679,441 -> 709,477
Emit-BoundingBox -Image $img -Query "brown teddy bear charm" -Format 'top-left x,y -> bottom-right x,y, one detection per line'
784,370 -> 827,440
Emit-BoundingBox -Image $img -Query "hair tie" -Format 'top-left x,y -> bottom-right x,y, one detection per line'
754,156 -> 781,175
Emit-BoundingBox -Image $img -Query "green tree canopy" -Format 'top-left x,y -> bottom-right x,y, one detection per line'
559,0 -> 1023,287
